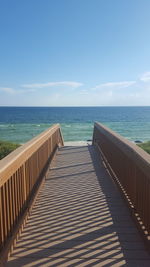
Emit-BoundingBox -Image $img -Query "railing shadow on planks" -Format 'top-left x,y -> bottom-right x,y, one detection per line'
0,122 -> 150,264
93,122 -> 150,248
0,124 -> 64,264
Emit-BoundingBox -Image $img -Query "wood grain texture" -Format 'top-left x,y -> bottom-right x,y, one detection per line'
0,124 -> 63,263
93,122 -> 150,236
6,144 -> 150,266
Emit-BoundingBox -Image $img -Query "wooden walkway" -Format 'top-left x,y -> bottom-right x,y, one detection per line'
6,144 -> 150,266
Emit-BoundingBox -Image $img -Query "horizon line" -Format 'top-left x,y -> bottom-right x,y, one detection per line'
0,105 -> 150,108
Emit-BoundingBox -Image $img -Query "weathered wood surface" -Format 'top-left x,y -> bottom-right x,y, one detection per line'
6,145 -> 150,266
93,122 -> 150,236
0,124 -> 63,260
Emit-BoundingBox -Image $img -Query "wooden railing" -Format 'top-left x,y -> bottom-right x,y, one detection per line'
0,124 -> 63,258
93,122 -> 150,238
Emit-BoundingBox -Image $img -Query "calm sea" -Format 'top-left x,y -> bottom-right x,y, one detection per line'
0,106 -> 150,143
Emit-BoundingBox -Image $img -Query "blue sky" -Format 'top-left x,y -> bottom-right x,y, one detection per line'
0,0 -> 150,106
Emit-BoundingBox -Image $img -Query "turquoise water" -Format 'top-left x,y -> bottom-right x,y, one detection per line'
0,107 -> 150,143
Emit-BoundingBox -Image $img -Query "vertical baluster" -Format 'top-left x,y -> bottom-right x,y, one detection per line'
5,181 -> 11,237
0,124 -> 64,256
0,186 -> 4,248
14,172 -> 19,222
8,178 -> 13,234
1,185 -> 7,244
11,174 -> 16,227
20,166 -> 24,210
17,169 -> 21,216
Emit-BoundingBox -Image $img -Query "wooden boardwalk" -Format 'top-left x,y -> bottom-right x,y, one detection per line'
6,144 -> 150,266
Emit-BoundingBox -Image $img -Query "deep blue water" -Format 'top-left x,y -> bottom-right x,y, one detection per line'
0,106 -> 150,143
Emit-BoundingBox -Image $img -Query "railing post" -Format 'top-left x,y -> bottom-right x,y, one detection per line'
23,164 -> 27,205
0,187 -> 4,249
94,121 -> 150,239
0,124 -> 64,262
92,124 -> 96,146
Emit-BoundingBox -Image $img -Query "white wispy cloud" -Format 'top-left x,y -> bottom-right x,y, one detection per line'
0,87 -> 35,94
0,80 -> 83,96
19,89 -> 36,93
140,72 -> 150,82
2,71 -> 150,105
93,81 -> 136,90
21,81 -> 83,89
79,89 -> 89,95
0,87 -> 16,94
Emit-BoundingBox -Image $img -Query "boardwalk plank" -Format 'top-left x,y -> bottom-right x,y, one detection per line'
6,145 -> 150,266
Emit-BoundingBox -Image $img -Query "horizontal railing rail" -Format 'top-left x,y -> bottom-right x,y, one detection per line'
93,122 -> 150,237
0,124 -> 64,258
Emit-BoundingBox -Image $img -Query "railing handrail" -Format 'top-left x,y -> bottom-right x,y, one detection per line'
93,121 -> 150,239
94,122 -> 150,178
0,123 -> 64,262
0,124 -> 63,187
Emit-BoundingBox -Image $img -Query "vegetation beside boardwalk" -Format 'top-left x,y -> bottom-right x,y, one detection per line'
138,141 -> 150,155
0,140 -> 20,160
0,139 -> 150,160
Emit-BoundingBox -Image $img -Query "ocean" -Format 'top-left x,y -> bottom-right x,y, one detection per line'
0,106 -> 150,144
